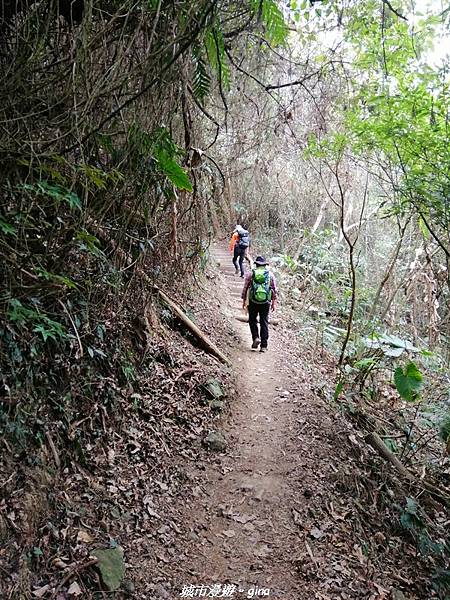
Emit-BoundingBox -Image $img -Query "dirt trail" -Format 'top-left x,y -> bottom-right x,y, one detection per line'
162,245 -> 423,600
174,246 -> 311,598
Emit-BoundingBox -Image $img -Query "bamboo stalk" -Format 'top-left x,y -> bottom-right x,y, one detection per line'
155,286 -> 232,366
366,431 -> 450,508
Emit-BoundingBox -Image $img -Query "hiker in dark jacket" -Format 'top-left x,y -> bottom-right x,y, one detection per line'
241,256 -> 278,353
231,225 -> 251,277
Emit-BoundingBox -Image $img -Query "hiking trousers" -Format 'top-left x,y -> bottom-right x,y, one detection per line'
248,301 -> 270,348
233,245 -> 247,276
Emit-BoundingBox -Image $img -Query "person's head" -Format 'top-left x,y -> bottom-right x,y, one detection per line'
254,256 -> 268,267
241,224 -> 248,231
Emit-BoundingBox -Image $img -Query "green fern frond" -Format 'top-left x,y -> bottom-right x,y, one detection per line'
252,0 -> 289,47
205,26 -> 230,90
192,45 -> 211,101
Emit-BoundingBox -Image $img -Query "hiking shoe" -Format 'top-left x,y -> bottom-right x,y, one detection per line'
240,273 -> 245,278
260,346 -> 267,353
251,338 -> 260,349
234,268 -> 239,275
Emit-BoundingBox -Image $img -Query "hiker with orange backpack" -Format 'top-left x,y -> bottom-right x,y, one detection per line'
241,256 -> 278,353
229,225 -> 251,278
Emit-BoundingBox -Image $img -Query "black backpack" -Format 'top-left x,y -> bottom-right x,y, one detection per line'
238,229 -> 250,249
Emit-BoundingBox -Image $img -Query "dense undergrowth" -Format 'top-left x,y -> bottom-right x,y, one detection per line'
251,227 -> 450,597
0,253 -> 235,598
0,2 -> 280,596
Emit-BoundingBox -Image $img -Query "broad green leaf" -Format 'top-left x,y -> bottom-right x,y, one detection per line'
364,333 -> 418,357
154,149 -> 192,191
382,335 -> 417,352
394,362 -> 423,402
333,380 -> 344,401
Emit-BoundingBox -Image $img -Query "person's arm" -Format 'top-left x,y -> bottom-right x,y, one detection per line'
241,273 -> 251,308
270,273 -> 278,311
229,232 -> 238,253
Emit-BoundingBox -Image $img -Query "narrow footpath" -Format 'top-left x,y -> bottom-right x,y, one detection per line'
163,245 -> 423,600
173,246 -> 332,599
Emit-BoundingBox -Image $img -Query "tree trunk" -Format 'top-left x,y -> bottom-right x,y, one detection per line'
367,220 -> 408,322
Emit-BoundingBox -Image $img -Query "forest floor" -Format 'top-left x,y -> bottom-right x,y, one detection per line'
3,244 -> 441,600
145,245 -> 434,600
